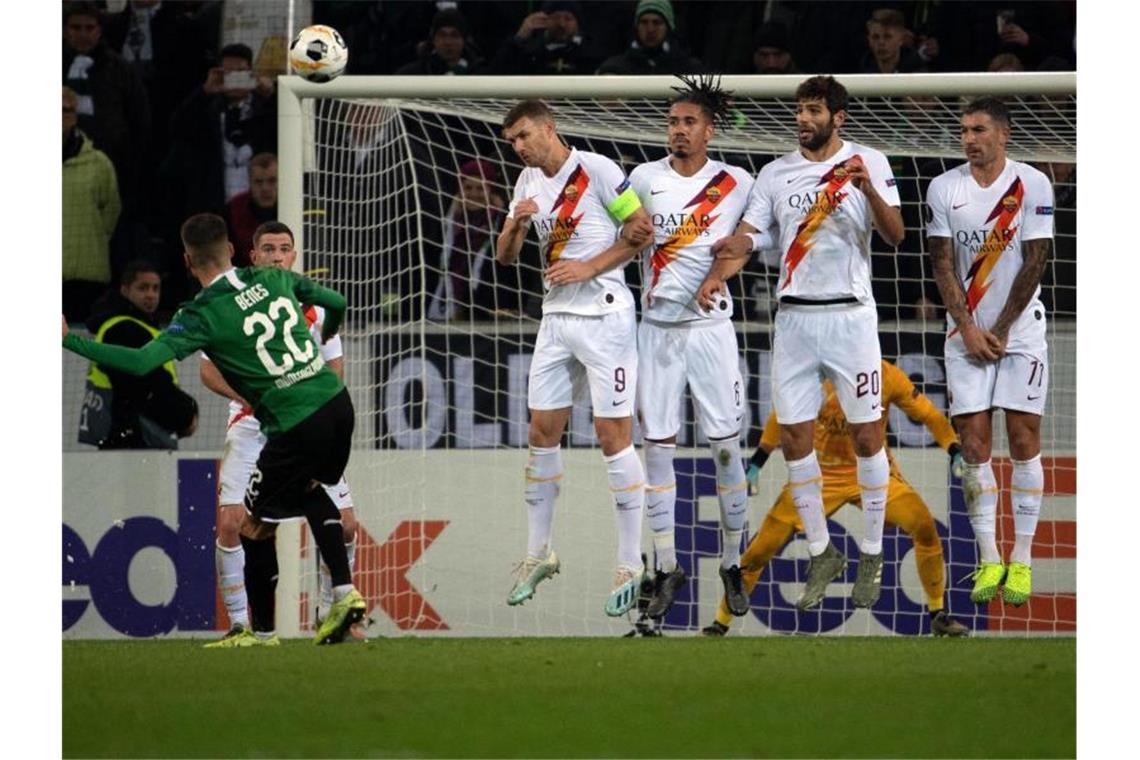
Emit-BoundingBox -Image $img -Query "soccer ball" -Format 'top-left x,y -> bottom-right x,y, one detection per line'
289,25 -> 348,83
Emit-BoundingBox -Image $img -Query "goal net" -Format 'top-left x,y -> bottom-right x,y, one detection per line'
277,73 -> 1075,638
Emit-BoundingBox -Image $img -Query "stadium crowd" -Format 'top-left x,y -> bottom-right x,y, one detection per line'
62,0 -> 1076,326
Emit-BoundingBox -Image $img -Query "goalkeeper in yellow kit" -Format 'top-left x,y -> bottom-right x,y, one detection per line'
703,360 -> 970,637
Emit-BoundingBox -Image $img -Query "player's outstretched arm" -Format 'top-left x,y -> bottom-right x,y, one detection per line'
888,363 -> 963,475
63,332 -> 177,376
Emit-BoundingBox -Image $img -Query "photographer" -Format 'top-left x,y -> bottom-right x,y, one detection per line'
165,43 -> 277,222
484,1 -> 601,75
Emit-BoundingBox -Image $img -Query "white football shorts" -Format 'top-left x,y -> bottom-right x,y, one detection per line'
219,408 -> 353,509
772,302 -> 883,425
528,309 -> 638,418
946,349 -> 1049,417
636,318 -> 744,440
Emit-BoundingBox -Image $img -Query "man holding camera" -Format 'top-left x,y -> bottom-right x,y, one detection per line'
167,43 -> 277,221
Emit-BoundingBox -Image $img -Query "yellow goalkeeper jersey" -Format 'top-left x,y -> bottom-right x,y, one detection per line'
759,360 -> 958,476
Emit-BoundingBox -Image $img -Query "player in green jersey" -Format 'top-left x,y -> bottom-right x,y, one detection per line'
62,213 -> 366,646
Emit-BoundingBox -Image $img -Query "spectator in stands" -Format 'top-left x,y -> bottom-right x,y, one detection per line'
859,8 -> 926,74
597,0 -> 704,75
102,1 -> 219,181
988,52 -> 1025,72
79,259 -> 198,450
1034,161 -> 1076,318
167,43 -> 277,218
427,160 -> 520,321
397,8 -> 481,75
939,4 -> 1075,72
63,2 -> 151,212
751,22 -> 800,74
63,86 -> 121,324
225,153 -> 278,266
913,296 -> 939,323
485,1 -> 602,75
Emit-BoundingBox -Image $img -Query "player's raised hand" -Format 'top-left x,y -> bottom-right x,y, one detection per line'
513,197 -> 539,224
622,214 -> 654,247
961,322 -> 1001,362
844,157 -> 873,194
711,234 -> 752,261
546,259 -> 597,286
696,274 -> 727,311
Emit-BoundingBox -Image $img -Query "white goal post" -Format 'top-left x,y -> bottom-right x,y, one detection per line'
273,73 -> 1076,639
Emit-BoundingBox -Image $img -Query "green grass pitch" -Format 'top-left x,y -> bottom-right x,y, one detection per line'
64,636 -> 1075,758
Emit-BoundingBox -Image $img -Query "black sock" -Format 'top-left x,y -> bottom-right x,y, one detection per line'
241,534 -> 278,633
930,608 -> 944,620
303,488 -> 352,588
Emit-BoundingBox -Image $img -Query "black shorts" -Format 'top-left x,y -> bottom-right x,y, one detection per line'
244,389 -> 355,523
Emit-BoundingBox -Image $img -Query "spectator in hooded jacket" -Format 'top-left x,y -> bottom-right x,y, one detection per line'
63,86 -> 122,323
597,0 -> 704,76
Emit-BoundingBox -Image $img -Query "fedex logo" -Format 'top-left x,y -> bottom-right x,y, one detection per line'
63,460 -> 448,637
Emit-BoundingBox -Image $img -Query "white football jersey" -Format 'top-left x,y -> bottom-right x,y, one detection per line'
509,147 -> 637,316
743,140 -> 899,304
211,303 -> 344,419
629,157 -> 753,322
926,158 -> 1054,356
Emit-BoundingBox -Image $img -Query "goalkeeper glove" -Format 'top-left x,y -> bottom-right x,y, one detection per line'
746,448 -> 771,496
948,443 -> 965,479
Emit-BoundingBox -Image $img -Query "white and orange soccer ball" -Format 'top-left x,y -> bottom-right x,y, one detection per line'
288,25 -> 348,83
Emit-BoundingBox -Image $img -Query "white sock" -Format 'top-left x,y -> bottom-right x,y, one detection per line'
787,451 -> 830,556
332,583 -> 354,602
318,537 -> 356,614
1011,454 -> 1044,566
605,445 -> 645,569
857,448 -> 889,555
524,445 -> 562,559
215,541 -> 248,629
644,442 -> 677,572
964,460 -> 1001,563
710,438 -> 747,569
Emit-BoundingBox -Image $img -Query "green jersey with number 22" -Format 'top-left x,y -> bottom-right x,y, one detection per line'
156,267 -> 344,437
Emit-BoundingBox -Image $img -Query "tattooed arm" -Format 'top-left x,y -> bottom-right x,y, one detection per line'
991,238 -> 1051,346
929,236 -> 1002,362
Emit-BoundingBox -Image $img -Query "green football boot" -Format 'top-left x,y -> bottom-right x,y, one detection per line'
314,588 -> 366,645
203,628 -> 280,648
967,561 -> 1007,604
1003,562 -> 1032,607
